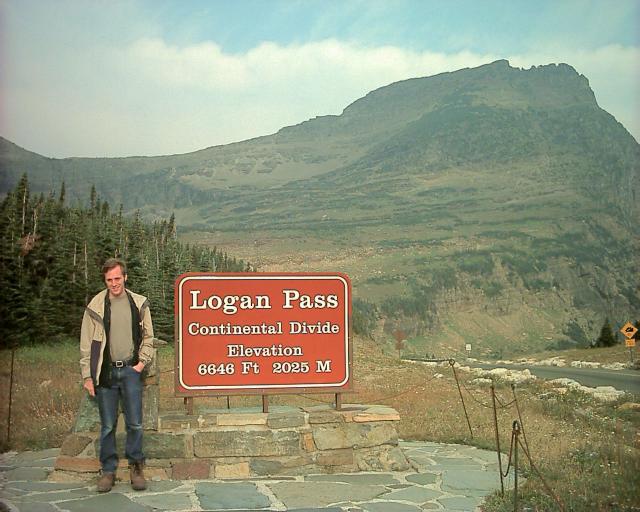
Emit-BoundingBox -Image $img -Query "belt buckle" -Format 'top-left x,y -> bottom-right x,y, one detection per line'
115,361 -> 124,368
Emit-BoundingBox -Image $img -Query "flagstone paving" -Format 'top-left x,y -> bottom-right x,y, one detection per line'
1,441 -> 513,511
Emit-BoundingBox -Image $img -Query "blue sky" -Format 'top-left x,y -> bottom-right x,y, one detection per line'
1,0 -> 638,157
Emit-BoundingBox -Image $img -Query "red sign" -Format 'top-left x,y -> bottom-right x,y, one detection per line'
175,273 -> 351,395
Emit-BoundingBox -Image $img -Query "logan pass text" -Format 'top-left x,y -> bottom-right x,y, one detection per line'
189,289 -> 339,315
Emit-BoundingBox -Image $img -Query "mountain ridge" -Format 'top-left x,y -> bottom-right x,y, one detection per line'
1,60 -> 638,356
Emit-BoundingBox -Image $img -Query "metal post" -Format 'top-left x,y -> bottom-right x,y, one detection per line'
262,395 -> 269,413
335,393 -> 342,411
513,421 -> 520,512
450,360 -> 473,438
6,347 -> 16,445
184,397 -> 194,415
491,384 -> 505,496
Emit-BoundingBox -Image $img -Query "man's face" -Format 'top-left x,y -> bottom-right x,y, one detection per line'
105,265 -> 127,298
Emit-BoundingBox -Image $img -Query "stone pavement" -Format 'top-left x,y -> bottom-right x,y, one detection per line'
1,441 -> 513,512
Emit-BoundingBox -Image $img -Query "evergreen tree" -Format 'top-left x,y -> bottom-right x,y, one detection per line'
595,318 -> 617,347
0,179 -> 252,347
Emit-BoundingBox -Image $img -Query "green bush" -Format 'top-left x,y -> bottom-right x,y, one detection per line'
352,298 -> 378,337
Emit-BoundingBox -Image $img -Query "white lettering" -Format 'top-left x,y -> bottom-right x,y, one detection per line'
289,321 -> 340,334
226,344 -> 304,357
188,292 -> 272,314
281,290 -> 340,310
282,289 -> 300,309
190,290 -> 206,309
316,360 -> 332,373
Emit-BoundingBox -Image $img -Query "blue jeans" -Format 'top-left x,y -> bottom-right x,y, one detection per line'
96,365 -> 144,473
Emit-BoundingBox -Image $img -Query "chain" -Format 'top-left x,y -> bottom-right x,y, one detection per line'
454,369 -> 518,410
459,378 -> 494,408
511,384 -> 531,457
501,420 -> 519,478
494,393 -> 517,408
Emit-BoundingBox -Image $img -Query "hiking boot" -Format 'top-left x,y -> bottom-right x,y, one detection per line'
97,472 -> 115,492
130,461 -> 147,491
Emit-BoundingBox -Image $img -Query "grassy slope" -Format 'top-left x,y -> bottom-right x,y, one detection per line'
180,149 -> 637,357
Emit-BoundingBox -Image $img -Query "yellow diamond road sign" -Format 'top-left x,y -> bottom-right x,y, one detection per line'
620,322 -> 638,339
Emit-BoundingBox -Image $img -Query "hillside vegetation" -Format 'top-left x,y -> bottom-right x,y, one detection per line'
1,60 -> 638,356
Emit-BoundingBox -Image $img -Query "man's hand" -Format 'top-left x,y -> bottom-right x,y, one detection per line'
83,378 -> 95,397
132,362 -> 145,373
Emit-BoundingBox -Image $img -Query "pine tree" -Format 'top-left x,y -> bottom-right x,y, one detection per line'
0,179 -> 251,346
595,318 -> 617,347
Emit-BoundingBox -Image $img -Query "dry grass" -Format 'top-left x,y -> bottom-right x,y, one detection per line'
0,342 -> 81,452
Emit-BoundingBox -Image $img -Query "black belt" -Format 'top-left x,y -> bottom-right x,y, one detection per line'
112,359 -> 133,368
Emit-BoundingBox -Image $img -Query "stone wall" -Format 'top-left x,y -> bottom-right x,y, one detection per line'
53,404 -> 409,481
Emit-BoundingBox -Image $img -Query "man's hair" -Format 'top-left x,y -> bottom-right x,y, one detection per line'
102,257 -> 127,277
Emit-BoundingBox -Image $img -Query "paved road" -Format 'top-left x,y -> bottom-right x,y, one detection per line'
0,442 -> 512,512
472,363 -> 640,394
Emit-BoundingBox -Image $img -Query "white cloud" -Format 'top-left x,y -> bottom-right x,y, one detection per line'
3,35 -> 638,157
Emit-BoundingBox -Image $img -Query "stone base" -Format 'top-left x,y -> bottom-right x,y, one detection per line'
53,404 -> 409,480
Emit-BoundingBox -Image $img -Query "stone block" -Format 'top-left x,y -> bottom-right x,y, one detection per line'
302,432 -> 316,452
215,462 -> 250,479
142,355 -> 159,383
144,433 -> 192,459
194,429 -> 301,457
72,395 -> 101,432
143,384 -> 159,430
340,410 -> 359,422
171,460 -> 210,480
355,445 -> 410,471
217,413 -> 267,426
54,456 -> 100,473
353,406 -> 400,422
144,458 -> 172,468
60,434 -> 93,457
308,410 -> 344,424
267,411 -> 306,429
317,449 -> 354,467
249,458 -> 284,476
312,422 -> 398,450
250,454 -> 314,476
159,414 -> 201,431
196,414 -> 218,428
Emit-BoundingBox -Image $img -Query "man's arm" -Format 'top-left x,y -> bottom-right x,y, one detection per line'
134,303 -> 155,372
80,310 -> 95,396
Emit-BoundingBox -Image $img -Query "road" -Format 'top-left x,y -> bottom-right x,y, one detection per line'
472,363 -> 640,395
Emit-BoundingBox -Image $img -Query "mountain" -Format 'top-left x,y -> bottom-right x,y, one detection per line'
2,60 -> 639,357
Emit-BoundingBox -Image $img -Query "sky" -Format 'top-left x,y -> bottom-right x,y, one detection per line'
1,0 -> 638,158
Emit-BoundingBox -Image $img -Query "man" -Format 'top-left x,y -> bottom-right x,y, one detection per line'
80,258 -> 155,492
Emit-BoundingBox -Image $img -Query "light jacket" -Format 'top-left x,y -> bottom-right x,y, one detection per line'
80,288 -> 154,386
